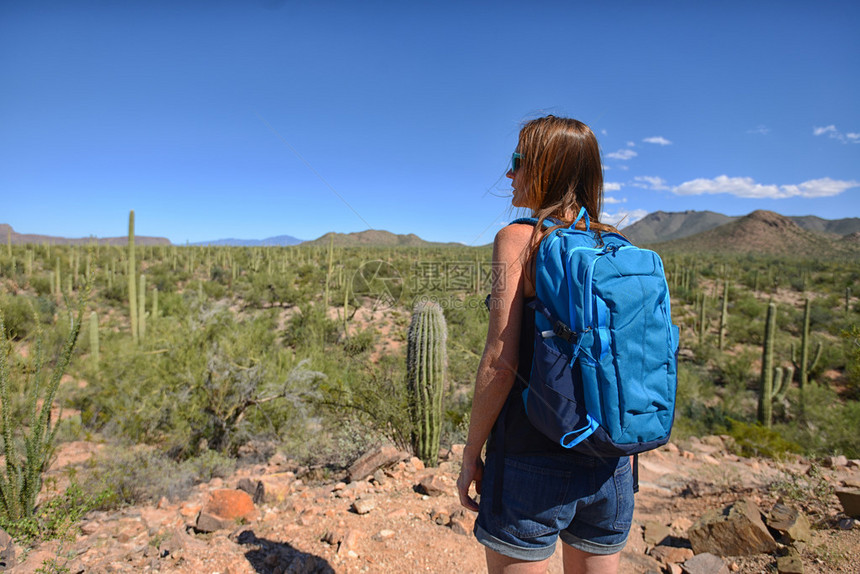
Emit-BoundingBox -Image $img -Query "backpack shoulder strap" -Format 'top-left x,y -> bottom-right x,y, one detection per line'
509,217 -> 561,228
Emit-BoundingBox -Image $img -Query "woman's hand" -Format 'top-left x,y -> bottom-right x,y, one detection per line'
457,448 -> 484,512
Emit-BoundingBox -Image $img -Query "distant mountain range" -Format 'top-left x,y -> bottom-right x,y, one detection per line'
623,210 -> 860,245
634,210 -> 860,258
4,210 -> 859,256
0,223 -> 170,246
189,235 -> 304,247
302,230 -> 463,248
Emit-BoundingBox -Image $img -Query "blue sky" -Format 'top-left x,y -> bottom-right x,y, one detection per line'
1,1 -> 858,245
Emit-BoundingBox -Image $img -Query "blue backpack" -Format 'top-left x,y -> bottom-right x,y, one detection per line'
512,208 -> 679,457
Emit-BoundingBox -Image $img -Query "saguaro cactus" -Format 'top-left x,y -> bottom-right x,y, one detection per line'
138,274 -> 146,342
791,298 -> 821,390
324,235 -> 334,310
758,302 -> 777,427
54,258 -> 61,297
89,311 -> 99,367
772,365 -> 793,403
719,279 -> 729,351
406,300 -> 448,467
152,287 -> 159,324
697,293 -> 706,346
128,210 -> 138,344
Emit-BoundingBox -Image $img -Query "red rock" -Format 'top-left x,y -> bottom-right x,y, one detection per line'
650,545 -> 694,564
449,510 -> 475,536
417,474 -> 448,496
450,444 -> 465,459
195,489 -> 257,532
257,473 -> 294,504
179,501 -> 203,518
347,445 -> 402,482
205,489 -> 255,519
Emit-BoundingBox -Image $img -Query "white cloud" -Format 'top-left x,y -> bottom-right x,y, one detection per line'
632,176 -> 670,191
643,136 -> 672,146
606,149 -> 637,160
672,175 -> 859,199
602,209 -> 648,228
604,196 -> 626,204
813,124 -> 859,143
746,126 -> 770,135
601,129 -> 608,136
604,182 -> 622,191
780,178 -> 860,198
602,164 -> 611,171
626,141 -> 636,147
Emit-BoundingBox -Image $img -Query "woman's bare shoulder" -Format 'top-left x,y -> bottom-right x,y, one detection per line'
494,222 -> 537,260
494,222 -> 534,245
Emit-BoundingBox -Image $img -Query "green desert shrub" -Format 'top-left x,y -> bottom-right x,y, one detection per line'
318,353 -> 412,453
76,301 -> 327,461
29,276 -> 52,297
0,294 -> 37,340
0,481 -> 109,545
86,447 -> 196,507
726,418 -> 803,459
672,363 -> 731,439
342,326 -> 376,356
844,326 -> 860,398
777,385 -> 860,458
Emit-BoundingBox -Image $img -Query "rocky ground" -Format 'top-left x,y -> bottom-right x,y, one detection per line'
3,436 -> 860,574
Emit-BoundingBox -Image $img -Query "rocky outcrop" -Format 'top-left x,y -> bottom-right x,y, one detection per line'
688,498 -> 778,556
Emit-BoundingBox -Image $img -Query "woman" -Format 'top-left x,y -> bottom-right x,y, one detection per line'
456,116 -> 633,574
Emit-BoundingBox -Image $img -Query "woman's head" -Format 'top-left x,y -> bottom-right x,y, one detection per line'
508,115 -> 605,228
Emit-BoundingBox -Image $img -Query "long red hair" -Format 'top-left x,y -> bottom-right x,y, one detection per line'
514,116 -> 617,254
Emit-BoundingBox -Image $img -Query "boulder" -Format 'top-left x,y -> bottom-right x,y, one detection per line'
835,489 -> 860,518
236,478 -> 265,503
687,498 -> 778,556
0,527 -> 15,571
256,473 -> 295,504
642,520 -> 672,545
681,552 -> 729,574
449,509 -> 475,536
158,526 -> 208,559
347,445 -> 402,482
649,544 -> 694,565
351,498 -> 376,515
416,473 -> 448,496
776,547 -> 804,574
196,489 -> 257,532
824,455 -> 848,468
767,503 -> 811,543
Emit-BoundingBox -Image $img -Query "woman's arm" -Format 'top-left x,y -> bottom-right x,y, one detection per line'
457,223 -> 533,511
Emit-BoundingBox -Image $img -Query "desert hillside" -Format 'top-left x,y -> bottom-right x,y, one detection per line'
651,210 -> 860,257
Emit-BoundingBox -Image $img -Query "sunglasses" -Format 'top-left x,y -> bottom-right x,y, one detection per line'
510,152 -> 523,173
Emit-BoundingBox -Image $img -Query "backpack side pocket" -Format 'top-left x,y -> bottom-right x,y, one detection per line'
524,326 -> 595,448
